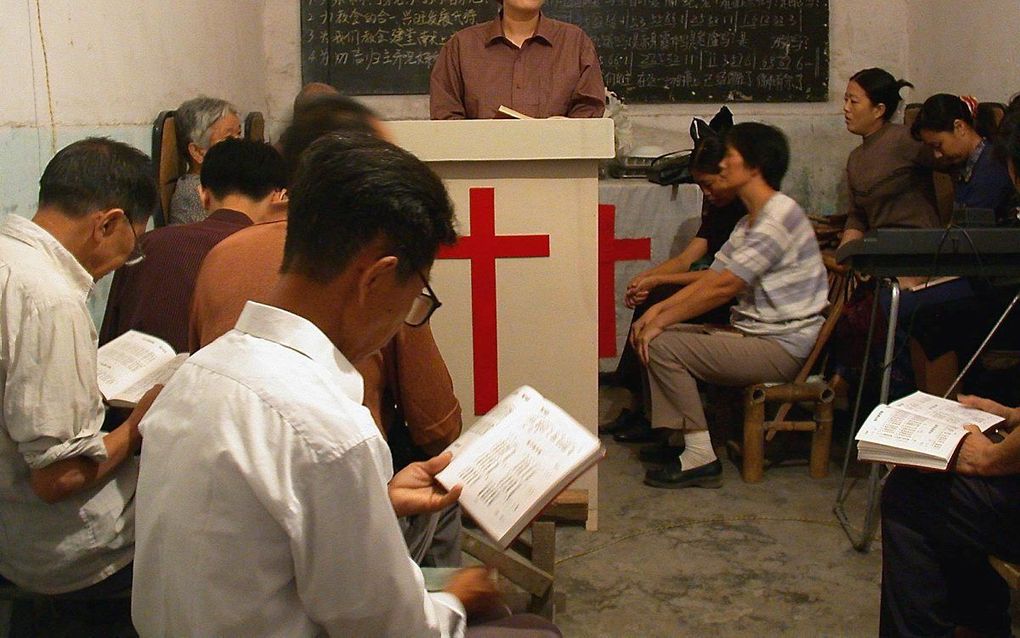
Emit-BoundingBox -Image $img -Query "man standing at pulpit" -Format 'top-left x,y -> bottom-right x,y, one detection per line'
429,0 -> 605,120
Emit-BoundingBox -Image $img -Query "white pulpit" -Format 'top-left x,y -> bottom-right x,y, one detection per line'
388,118 -> 614,529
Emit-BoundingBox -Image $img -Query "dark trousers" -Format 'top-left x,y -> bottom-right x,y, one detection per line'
880,468 -> 1020,637
8,563 -> 135,638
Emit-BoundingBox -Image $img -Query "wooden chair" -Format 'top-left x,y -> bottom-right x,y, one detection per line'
244,111 -> 265,142
727,255 -> 850,482
151,110 -> 267,227
151,110 -> 181,228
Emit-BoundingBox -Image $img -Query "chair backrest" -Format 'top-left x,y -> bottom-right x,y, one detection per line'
151,111 -> 181,228
244,111 -> 265,142
789,254 -> 852,385
903,102 -> 921,128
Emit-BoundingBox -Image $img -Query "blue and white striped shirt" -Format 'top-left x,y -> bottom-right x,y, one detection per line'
710,192 -> 828,359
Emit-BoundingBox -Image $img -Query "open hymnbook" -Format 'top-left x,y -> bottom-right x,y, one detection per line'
855,391 -> 1003,470
436,386 -> 604,548
97,330 -> 189,408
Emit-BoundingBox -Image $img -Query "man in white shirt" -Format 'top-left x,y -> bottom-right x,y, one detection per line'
0,138 -> 162,627
133,132 -> 560,637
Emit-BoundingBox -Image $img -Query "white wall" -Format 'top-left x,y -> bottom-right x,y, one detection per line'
0,0 -> 270,220
907,0 -> 1020,103
0,0 -> 271,323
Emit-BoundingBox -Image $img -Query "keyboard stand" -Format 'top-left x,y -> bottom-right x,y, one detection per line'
833,278 -> 898,552
833,281 -> 1020,552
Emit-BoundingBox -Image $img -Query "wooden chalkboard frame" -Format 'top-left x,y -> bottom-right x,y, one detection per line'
301,0 -> 829,103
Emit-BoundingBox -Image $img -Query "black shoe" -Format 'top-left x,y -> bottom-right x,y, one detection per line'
612,414 -> 657,443
638,442 -> 685,464
600,408 -> 635,435
644,459 -> 723,489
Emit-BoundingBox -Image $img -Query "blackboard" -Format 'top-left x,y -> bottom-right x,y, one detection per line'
301,0 -> 829,103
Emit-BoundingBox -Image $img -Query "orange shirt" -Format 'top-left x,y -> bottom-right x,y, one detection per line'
189,220 -> 462,454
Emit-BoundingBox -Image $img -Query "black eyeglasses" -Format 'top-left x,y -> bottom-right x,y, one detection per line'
123,217 -> 146,266
405,271 -> 441,327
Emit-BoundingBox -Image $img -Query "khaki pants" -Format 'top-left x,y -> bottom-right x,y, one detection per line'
646,324 -> 802,432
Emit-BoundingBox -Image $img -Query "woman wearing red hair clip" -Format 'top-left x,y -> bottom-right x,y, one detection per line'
911,93 -> 1015,221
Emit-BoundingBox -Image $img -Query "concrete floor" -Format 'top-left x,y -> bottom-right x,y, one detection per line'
552,388 -> 884,637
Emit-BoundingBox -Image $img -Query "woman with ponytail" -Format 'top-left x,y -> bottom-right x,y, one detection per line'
911,93 -> 1015,221
840,68 -> 940,247
837,70 -> 959,400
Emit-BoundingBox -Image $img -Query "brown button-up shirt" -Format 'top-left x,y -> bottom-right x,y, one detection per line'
189,220 -> 462,455
429,14 -> 606,120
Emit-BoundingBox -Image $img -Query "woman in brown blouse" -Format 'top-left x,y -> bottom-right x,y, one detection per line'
840,67 -> 940,247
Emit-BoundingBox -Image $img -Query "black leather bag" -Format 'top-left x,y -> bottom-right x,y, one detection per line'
647,151 -> 691,185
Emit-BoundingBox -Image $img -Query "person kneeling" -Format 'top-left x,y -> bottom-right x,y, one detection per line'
630,123 -> 828,489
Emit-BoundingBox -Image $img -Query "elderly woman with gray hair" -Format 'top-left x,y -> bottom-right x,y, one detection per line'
169,96 -> 241,225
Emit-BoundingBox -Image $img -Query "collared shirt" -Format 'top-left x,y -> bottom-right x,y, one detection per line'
429,14 -> 606,120
711,192 -> 829,359
189,220 -> 462,452
100,208 -> 253,352
0,214 -> 136,594
133,301 -> 466,636
952,139 -> 1017,221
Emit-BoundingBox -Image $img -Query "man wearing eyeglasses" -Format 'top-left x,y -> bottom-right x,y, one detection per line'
189,99 -> 467,568
0,138 -> 161,631
132,133 -> 561,636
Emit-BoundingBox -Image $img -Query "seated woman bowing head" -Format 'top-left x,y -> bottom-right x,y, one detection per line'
429,0 -> 605,119
911,93 -> 1015,220
630,123 -> 828,489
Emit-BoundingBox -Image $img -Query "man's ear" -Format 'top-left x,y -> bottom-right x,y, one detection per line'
199,186 -> 214,212
92,208 -> 125,242
356,255 -> 399,304
187,142 -> 206,167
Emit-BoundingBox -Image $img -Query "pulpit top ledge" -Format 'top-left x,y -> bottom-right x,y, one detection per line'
386,118 -> 615,163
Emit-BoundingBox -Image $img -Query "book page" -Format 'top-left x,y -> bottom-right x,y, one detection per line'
890,391 -> 1002,431
107,353 -> 189,408
97,330 -> 177,401
443,386 -> 544,456
856,405 -> 968,460
436,387 -> 602,547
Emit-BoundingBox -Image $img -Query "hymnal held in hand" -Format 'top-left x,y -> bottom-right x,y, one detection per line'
436,386 -> 604,548
97,330 -> 188,408
855,391 -> 1003,470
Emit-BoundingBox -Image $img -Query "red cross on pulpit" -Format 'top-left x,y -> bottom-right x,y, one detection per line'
598,204 -> 651,358
437,188 -> 550,415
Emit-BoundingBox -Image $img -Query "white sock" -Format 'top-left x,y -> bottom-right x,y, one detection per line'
678,430 -> 717,469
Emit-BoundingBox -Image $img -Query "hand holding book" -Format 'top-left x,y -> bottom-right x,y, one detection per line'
855,391 -> 1004,470
437,386 -> 604,548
